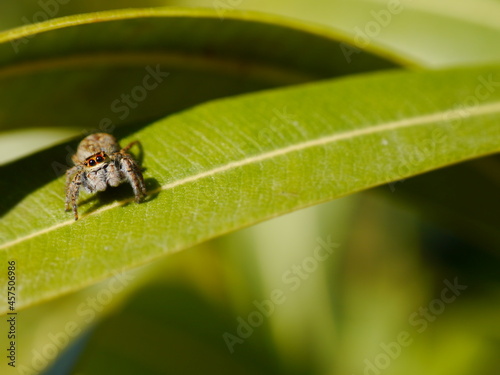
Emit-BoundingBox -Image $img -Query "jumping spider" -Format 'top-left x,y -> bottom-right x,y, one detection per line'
65,133 -> 146,220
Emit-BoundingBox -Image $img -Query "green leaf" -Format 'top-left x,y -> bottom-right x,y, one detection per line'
1,65 -> 499,314
0,8 -> 398,131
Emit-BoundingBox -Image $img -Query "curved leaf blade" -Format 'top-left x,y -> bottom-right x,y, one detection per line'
1,66 -> 500,313
0,8 -> 399,131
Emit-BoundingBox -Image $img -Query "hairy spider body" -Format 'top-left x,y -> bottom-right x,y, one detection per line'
65,133 -> 146,220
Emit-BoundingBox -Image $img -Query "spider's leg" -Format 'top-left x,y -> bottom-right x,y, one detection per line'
67,171 -> 84,220
119,156 -> 146,203
120,140 -> 139,153
65,166 -> 80,210
120,141 -> 144,165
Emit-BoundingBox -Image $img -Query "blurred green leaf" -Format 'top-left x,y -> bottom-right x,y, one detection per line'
7,1 -> 500,67
0,8 -> 398,131
1,65 -> 499,314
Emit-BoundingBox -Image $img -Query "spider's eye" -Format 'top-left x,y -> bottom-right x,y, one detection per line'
96,156 -> 104,163
88,159 -> 96,166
